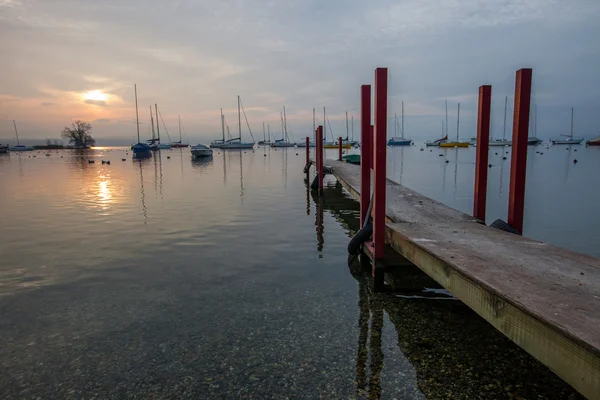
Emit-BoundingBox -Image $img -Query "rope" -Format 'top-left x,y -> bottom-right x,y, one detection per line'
157,109 -> 173,143
239,98 -> 255,141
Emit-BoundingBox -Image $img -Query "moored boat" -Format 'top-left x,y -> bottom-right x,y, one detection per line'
551,107 -> 583,145
586,136 -> 600,146
191,144 -> 213,158
132,85 -> 152,159
0,144 -> 8,154
8,121 -> 33,152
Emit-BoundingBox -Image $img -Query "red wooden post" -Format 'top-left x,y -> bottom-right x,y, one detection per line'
508,68 -> 532,234
370,125 -> 374,170
316,125 -> 324,192
338,137 -> 343,160
305,136 -> 310,167
360,85 -> 372,227
474,85 -> 492,221
372,68 -> 388,260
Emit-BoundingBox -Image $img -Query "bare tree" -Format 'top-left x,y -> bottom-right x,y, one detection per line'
61,120 -> 95,148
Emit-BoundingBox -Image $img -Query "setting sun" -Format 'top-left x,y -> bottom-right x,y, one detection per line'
82,90 -> 107,102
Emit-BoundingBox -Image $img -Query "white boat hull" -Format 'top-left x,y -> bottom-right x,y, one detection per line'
489,140 -> 512,146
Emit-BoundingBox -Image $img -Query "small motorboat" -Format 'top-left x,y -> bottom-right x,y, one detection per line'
191,144 -> 213,159
0,144 -> 9,154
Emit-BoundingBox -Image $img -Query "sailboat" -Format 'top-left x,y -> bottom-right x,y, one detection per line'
171,114 -> 189,148
153,104 -> 171,149
147,106 -> 160,150
552,107 -> 583,145
528,104 -> 542,145
258,122 -> 272,145
131,85 -> 152,159
426,120 -> 448,146
9,120 -> 34,152
296,108 -> 317,147
210,109 -> 227,148
272,107 -> 296,147
490,96 -> 512,146
587,136 -> 600,146
388,101 -> 411,146
220,95 -> 255,149
322,107 -> 352,149
440,102 -> 469,148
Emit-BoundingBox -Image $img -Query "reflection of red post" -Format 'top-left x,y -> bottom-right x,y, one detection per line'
338,137 -> 343,161
360,85 -> 372,227
372,68 -> 387,260
508,69 -> 532,234
474,85 -> 492,221
305,136 -> 310,167
316,125 -> 324,192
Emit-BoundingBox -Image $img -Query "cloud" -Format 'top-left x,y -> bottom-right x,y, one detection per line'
40,102 -> 56,106
84,99 -> 107,106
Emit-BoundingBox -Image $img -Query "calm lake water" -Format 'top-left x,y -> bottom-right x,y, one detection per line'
0,145 -> 593,399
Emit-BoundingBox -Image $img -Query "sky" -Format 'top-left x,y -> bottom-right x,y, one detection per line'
1,0 -> 600,145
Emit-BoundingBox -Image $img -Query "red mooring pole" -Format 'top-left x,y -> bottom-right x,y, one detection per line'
305,136 -> 310,168
316,125 -> 324,192
508,68 -> 532,234
360,85 -> 372,227
372,68 -> 388,260
474,85 -> 492,221
338,137 -> 343,161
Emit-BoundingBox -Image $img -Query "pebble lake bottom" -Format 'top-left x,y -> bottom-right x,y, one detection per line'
0,146 -> 591,399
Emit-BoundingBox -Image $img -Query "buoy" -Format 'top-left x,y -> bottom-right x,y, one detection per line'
61,156 -> 63,158
573,159 -> 578,164
167,156 -> 171,159
101,160 -> 106,164
495,153 -> 498,155
574,149 -> 578,152
420,148 -> 424,151
45,154 -> 50,156
502,157 -> 507,160
488,164 -> 492,168
438,154 -> 444,157
122,158 -> 126,161
88,160 -> 94,164
445,160 -> 449,163
540,152 -> 544,155
264,154 -> 267,157
296,153 -> 298,155
430,150 -> 432,152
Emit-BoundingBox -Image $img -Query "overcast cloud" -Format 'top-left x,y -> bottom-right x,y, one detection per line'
2,0 -> 599,144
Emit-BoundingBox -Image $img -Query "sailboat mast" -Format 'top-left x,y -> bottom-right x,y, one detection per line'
237,95 -> 242,140
13,120 -> 19,146
570,107 -> 574,139
351,115 -> 354,141
150,106 -> 155,140
280,112 -> 284,141
178,115 -> 182,142
155,104 -> 160,143
283,106 -> 288,142
313,107 -> 316,143
220,109 -> 225,142
445,99 -> 448,138
394,113 -> 397,137
323,107 -> 326,142
135,84 -> 140,143
263,122 -> 266,142
503,96 -> 507,140
267,124 -> 271,142
401,101 -> 405,137
345,111 -> 349,140
456,103 -> 460,141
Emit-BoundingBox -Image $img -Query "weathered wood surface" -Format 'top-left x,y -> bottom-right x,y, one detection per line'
327,160 -> 600,399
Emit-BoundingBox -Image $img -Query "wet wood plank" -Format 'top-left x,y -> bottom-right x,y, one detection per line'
327,160 -> 600,399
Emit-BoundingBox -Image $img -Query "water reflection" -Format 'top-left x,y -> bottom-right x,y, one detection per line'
137,159 -> 148,224
315,182 -> 579,400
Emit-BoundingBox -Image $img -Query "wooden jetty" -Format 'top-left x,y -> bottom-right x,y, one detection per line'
327,159 -> 600,399
304,67 -> 600,399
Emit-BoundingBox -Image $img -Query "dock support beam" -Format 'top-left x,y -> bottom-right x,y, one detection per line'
372,67 -> 387,261
338,137 -> 343,161
474,85 -> 492,222
508,68 -> 532,234
305,136 -> 310,166
360,85 -> 372,227
316,125 -> 324,192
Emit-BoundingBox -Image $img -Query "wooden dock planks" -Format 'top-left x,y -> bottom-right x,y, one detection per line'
327,160 -> 600,399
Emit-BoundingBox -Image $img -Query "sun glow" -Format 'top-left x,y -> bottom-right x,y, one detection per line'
83,90 -> 107,102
